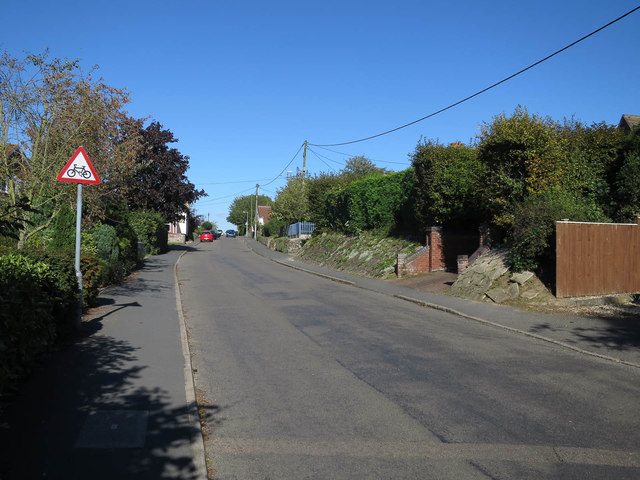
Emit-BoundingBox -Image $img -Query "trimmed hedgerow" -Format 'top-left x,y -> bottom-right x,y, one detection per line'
324,169 -> 416,235
0,253 -> 57,395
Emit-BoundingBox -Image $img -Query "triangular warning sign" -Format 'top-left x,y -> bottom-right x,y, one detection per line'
57,147 -> 100,184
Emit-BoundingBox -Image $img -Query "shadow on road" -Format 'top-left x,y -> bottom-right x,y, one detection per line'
530,308 -> 640,352
0,290 -> 213,479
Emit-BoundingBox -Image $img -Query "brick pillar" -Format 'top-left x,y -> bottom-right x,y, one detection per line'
427,227 -> 445,272
457,255 -> 468,274
479,223 -> 492,249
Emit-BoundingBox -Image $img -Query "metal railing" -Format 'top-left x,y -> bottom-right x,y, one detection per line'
287,221 -> 316,238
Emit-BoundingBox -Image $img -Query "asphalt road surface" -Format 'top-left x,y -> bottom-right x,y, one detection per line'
178,238 -> 640,480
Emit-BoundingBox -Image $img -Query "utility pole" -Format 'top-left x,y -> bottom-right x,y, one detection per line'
302,140 -> 307,179
254,184 -> 259,240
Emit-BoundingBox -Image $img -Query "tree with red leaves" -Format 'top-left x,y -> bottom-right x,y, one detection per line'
126,122 -> 206,222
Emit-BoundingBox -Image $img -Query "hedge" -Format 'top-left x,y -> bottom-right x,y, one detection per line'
0,254 -> 59,395
324,169 -> 416,235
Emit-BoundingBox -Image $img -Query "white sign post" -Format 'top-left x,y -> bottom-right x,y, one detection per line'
57,147 -> 100,327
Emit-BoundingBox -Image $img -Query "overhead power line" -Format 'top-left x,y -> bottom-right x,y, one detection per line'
195,186 -> 257,205
309,5 -> 640,147
196,178 -> 275,186
307,147 -> 342,170
311,145 -> 412,166
262,142 -> 305,187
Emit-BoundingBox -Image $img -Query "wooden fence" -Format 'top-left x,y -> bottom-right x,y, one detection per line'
556,219 -> 640,297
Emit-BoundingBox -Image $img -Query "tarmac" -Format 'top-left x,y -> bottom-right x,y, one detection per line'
1,238 -> 639,479
245,237 -> 640,369
0,247 -> 206,480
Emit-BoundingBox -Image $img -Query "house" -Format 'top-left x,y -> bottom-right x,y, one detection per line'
257,205 -> 272,226
619,114 -> 640,133
167,208 -> 190,243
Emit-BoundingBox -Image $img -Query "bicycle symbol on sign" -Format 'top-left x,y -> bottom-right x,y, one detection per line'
67,164 -> 92,179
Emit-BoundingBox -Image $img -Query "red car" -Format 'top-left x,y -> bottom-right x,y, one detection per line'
200,230 -> 214,242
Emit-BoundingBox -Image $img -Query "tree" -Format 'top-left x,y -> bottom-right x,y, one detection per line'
476,106 -> 565,229
0,50 -> 138,247
557,119 -> 621,219
306,172 -> 346,227
227,194 -> 272,230
124,122 -> 206,222
340,156 -> 385,181
272,176 -> 309,225
614,125 -> 640,221
411,140 -> 485,229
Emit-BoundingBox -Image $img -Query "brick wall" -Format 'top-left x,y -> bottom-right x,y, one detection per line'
397,226 -> 480,277
428,227 -> 445,272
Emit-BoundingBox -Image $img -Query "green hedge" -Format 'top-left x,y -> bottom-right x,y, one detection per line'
411,141 -> 485,230
129,211 -> 168,256
324,169 -> 416,235
0,253 -> 59,394
0,248 -> 105,395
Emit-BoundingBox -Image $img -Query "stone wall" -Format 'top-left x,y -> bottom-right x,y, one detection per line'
450,249 -> 536,303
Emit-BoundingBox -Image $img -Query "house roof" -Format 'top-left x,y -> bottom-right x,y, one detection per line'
619,114 -> 640,132
257,205 -> 272,223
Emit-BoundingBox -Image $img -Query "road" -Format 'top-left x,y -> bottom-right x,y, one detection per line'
178,238 -> 640,479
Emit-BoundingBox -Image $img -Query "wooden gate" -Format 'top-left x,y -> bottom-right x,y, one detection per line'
556,219 -> 640,297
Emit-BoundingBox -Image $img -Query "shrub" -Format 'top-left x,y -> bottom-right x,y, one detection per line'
114,221 -> 139,271
129,211 -> 167,255
92,224 -> 124,284
22,249 -> 79,333
477,107 -> 565,229
0,253 -> 57,394
263,217 -> 286,237
81,231 -> 99,257
48,204 -> 76,251
509,189 -> 608,272
81,253 -> 103,307
325,169 -> 416,235
411,140 -> 485,230
94,224 -> 119,263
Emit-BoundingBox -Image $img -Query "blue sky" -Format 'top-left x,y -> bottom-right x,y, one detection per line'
3,1 -> 640,230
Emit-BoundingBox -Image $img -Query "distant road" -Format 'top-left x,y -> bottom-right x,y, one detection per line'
178,238 -> 640,480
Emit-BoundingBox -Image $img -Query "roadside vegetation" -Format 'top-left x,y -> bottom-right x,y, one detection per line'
0,51 -> 205,396
246,107 -> 640,288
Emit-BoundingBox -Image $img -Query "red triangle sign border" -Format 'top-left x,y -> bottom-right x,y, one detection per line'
57,147 -> 101,184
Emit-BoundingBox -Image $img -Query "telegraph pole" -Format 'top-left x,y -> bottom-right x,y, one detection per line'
302,140 -> 307,178
254,184 -> 259,240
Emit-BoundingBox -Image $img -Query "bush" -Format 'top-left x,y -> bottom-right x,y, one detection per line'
114,221 -> 139,271
26,249 -> 77,325
81,253 -> 103,307
48,204 -> 76,251
94,224 -> 119,263
263,217 -> 286,237
509,190 -> 608,272
325,169 -> 416,235
129,211 -> 168,256
92,223 -> 135,284
412,140 -> 485,230
0,253 -> 57,394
